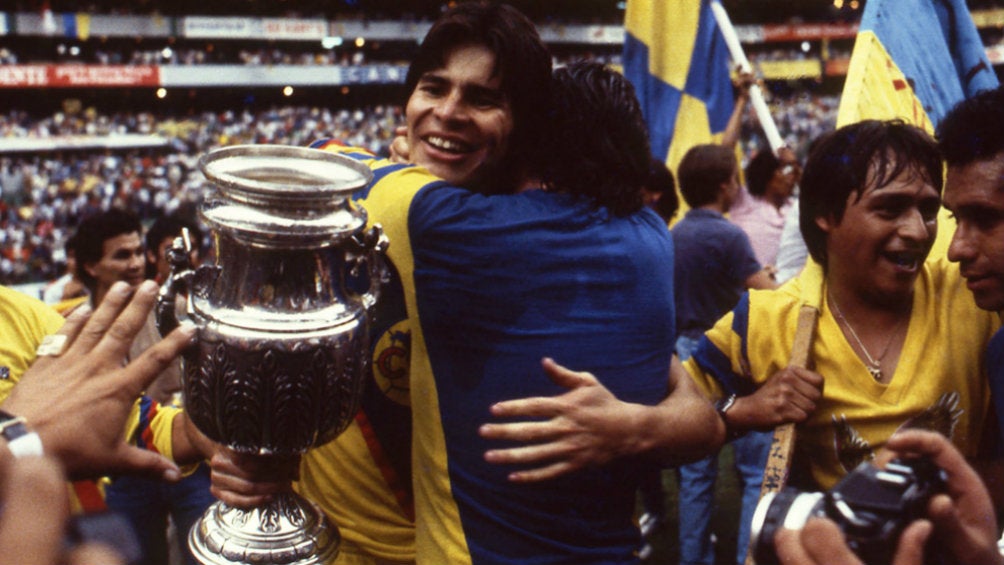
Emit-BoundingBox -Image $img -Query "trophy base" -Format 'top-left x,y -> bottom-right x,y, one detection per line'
189,494 -> 340,565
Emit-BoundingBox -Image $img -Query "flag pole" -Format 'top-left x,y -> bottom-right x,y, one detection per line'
711,5 -> 805,565
709,0 -> 786,154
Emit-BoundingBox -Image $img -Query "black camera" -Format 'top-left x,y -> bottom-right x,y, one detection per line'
749,457 -> 947,565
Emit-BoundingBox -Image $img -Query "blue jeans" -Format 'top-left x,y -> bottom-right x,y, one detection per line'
105,462 -> 215,565
676,335 -> 770,565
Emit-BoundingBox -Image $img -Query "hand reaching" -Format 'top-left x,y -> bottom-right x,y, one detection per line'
3,280 -> 194,481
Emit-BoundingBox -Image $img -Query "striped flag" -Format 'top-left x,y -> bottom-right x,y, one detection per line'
837,0 -> 998,132
837,0 -> 999,256
622,0 -> 735,175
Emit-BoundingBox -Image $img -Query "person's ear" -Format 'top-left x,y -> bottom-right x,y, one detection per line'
83,261 -> 98,278
815,214 -> 836,234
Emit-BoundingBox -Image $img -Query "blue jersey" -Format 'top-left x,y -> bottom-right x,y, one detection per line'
671,208 -> 761,339
317,142 -> 676,564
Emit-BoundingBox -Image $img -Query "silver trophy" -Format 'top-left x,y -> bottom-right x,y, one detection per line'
157,144 -> 387,565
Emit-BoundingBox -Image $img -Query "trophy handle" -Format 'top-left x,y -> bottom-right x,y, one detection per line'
156,229 -> 199,337
346,224 -> 389,315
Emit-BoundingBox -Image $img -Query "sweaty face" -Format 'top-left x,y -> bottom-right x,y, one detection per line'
945,156 -> 1004,311
85,231 -> 146,295
818,166 -> 940,306
405,44 -> 514,188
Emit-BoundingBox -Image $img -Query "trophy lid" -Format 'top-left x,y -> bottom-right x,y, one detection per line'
199,144 -> 372,209
198,144 -> 373,245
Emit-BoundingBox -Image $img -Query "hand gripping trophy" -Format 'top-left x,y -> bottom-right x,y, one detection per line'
157,145 -> 388,564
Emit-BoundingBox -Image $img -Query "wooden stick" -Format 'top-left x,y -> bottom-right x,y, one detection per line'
743,303 -> 818,565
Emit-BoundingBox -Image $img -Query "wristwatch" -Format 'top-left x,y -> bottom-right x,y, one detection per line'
714,394 -> 737,418
0,409 -> 44,458
713,394 -> 744,440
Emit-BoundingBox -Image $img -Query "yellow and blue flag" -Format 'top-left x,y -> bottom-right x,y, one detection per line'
837,0 -> 999,256
622,0 -> 735,175
837,0 -> 998,132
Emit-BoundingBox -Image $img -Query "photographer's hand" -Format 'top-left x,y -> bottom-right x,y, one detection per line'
885,430 -> 1004,565
775,516 -> 932,565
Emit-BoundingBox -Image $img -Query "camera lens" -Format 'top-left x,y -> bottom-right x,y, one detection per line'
749,488 -> 824,565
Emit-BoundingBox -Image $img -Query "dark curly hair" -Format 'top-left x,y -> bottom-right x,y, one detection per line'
535,61 -> 650,216
745,148 -> 780,197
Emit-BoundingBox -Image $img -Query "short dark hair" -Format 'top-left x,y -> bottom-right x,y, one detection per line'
535,61 -> 650,216
405,1 -> 552,195
145,215 -> 203,258
799,120 -> 942,266
938,85 -> 1004,168
144,214 -> 204,278
647,157 -> 679,222
677,144 -> 736,208
745,148 -> 780,197
74,208 -> 142,292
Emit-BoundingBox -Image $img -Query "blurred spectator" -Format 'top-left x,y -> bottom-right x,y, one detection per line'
143,214 -> 203,283
642,157 -> 679,224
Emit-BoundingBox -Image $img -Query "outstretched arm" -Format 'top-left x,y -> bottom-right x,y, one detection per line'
478,356 -> 725,482
1,280 -> 194,483
720,70 -> 753,149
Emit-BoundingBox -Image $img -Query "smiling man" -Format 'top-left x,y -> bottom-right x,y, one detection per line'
769,88 -> 1004,565
683,119 -> 999,490
404,44 -> 513,193
257,5 -> 551,565
74,208 -> 146,306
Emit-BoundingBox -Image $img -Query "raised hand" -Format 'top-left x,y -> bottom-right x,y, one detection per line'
4,280 -> 194,481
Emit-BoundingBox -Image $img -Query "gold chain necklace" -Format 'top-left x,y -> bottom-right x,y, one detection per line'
828,293 -> 904,382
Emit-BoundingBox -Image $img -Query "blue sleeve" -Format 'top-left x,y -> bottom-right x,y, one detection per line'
727,228 -> 763,283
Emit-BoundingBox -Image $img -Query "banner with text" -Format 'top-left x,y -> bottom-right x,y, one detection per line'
0,65 -> 160,87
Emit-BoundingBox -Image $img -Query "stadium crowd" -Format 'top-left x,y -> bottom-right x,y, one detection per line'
2,3 -> 1002,565
0,104 -> 401,286
3,41 -> 850,69
0,91 -> 836,288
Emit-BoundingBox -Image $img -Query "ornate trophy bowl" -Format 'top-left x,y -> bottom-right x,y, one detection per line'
157,144 -> 386,565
